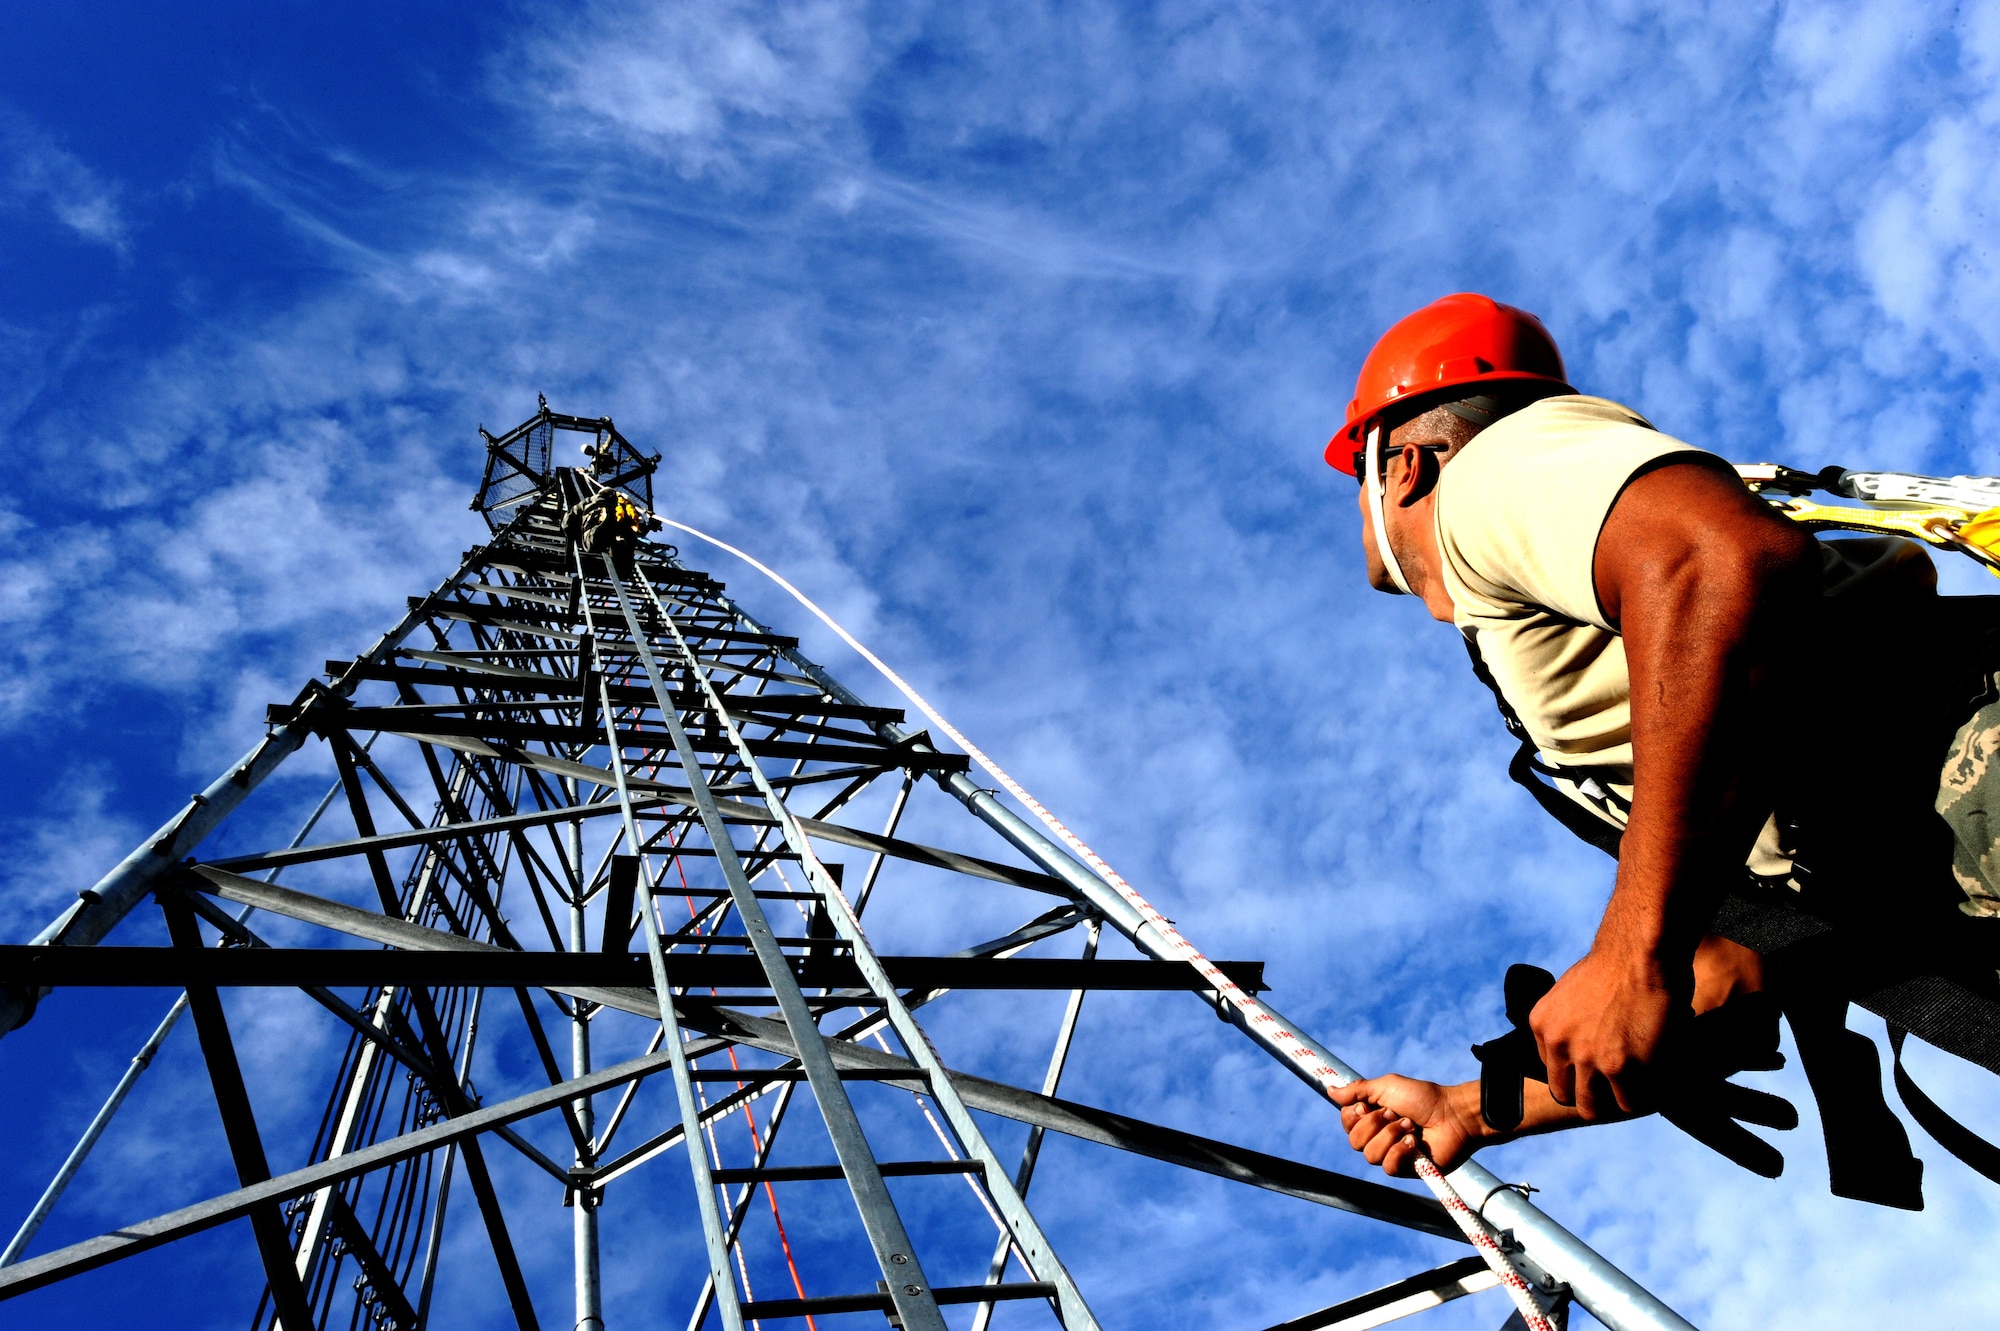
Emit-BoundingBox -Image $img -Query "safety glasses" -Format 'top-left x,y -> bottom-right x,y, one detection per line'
1350,440 -> 1449,482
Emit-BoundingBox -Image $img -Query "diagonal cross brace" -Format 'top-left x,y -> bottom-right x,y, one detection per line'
158,895 -> 314,1331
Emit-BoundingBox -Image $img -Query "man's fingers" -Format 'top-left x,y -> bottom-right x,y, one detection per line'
1347,1107 -> 1398,1151
1381,1132 -> 1420,1178
1568,1060 -> 1652,1121
1361,1121 -> 1414,1169
1608,1066 -> 1648,1117
1546,1051 -> 1576,1108
1577,1064 -> 1636,1122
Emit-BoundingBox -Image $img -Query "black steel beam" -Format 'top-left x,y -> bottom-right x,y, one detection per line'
157,896 -> 315,1331
0,946 -> 1268,994
1256,1256 -> 1494,1331
482,546 -> 717,590
341,712 -> 971,772
329,660 -> 905,721
599,855 -> 638,953
710,1160 -> 982,1184
419,597 -> 795,648
741,1283 -> 1056,1317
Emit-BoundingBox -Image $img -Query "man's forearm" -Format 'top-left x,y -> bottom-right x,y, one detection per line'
1534,459 -> 1817,1116
1444,1077 -> 1621,1153
1600,462 -> 1818,981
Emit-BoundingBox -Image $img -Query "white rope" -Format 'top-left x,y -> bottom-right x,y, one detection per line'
651,514 -> 1554,1329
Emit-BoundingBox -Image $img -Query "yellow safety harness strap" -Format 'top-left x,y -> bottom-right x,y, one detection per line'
1769,497 -> 2000,576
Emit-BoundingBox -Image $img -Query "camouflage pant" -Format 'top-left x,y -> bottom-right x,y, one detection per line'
1936,682 -> 2000,918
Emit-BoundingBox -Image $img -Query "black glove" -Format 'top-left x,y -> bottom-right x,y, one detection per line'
1471,964 -> 1798,1178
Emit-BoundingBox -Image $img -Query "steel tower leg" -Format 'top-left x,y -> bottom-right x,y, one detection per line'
571,896 -> 604,1331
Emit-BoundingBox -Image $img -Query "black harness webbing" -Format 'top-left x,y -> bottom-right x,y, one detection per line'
1465,631 -> 2000,1202
1504,742 -> 1625,857
1890,1028 -> 2000,1185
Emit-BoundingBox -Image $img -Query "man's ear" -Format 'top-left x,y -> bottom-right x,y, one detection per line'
1389,444 -> 1440,508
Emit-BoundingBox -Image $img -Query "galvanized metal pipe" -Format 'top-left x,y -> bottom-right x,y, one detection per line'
571,894 -> 603,1331
0,993 -> 188,1267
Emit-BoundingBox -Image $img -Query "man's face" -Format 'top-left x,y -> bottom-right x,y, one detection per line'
1356,476 -> 1398,592
1355,440 -> 1425,594
1353,416 -> 1462,596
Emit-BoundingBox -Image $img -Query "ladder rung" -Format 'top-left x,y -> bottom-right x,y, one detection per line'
675,996 -> 889,1011
683,1067 -> 925,1082
665,935 -> 852,950
739,1283 -> 1054,1318
711,1159 -> 981,1185
934,1282 -> 1055,1307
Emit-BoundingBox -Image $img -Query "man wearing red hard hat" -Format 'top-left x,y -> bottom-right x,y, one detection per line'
1324,293 -> 2000,1206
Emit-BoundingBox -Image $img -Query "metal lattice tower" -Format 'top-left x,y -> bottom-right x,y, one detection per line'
0,403 -> 1694,1331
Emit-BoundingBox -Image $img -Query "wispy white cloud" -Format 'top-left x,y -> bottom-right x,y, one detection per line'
0,767 -> 141,940
516,0 -> 873,177
0,106 -> 128,254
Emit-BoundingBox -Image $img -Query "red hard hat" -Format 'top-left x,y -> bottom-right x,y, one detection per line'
1324,293 -> 1571,473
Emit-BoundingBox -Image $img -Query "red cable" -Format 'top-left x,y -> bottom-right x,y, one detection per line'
677,855 -> 817,1329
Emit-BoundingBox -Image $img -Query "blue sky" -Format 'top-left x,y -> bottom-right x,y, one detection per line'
4,2 -> 2000,1327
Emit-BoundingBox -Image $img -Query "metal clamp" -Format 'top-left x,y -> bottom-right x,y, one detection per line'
1475,1179 -> 1539,1222
149,794 -> 209,856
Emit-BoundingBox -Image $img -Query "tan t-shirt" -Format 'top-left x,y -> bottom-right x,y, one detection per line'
1433,395 -> 1937,870
1434,395 -> 1692,792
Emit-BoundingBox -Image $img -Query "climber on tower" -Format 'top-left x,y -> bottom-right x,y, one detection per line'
1322,293 -> 2000,1205
570,482 -> 652,570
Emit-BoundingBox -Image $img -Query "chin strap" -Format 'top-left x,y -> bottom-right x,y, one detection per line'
1365,423 -> 1414,595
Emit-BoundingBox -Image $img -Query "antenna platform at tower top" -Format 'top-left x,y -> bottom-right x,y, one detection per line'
0,403 -> 1693,1331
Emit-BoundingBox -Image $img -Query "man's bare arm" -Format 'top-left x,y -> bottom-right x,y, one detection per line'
1332,937 -> 1766,1175
1332,1074 -> 1605,1176
1532,458 -> 1817,1119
